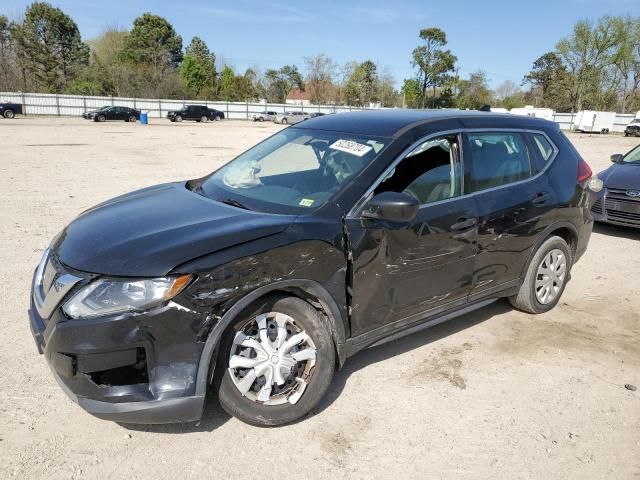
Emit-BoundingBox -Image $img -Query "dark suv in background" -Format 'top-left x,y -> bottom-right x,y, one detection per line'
29,111 -> 594,427
167,105 -> 225,122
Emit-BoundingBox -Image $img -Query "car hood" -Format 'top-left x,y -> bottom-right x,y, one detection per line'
601,164 -> 640,190
53,182 -> 291,277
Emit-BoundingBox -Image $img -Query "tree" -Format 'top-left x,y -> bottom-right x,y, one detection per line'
264,65 -> 304,102
218,65 -> 236,100
556,18 -> 618,111
0,15 -> 22,90
401,78 -> 421,108
304,53 -> 337,104
342,60 -> 378,106
120,13 -> 182,95
378,67 -> 398,107
456,70 -> 493,109
13,2 -> 89,92
180,36 -> 216,98
523,52 -> 573,110
610,16 -> 640,113
412,27 -> 457,108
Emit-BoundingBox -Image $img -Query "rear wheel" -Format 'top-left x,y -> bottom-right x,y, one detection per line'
201,115 -> 208,123
217,295 -> 335,427
3,109 -> 15,119
127,115 -> 137,123
509,236 -> 571,314
281,118 -> 288,125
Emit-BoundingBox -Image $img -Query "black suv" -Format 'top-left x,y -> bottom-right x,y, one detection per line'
167,105 -> 225,123
82,106 -> 141,122
29,111 -> 593,426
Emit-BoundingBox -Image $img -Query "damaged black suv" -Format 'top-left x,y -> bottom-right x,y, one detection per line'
29,111 -> 593,426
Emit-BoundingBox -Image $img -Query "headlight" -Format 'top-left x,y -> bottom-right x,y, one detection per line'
62,275 -> 192,320
588,176 -> 604,193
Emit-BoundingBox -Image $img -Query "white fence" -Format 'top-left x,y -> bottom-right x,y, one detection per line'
0,91 -> 635,132
0,92 -> 365,120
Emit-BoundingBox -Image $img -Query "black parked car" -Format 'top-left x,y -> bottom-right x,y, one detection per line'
0,102 -> 23,118
83,106 -> 141,122
591,144 -> 640,227
167,105 -> 225,123
29,111 -> 594,427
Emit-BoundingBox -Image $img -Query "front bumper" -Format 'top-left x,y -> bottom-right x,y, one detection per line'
591,190 -> 640,228
28,259 -> 211,423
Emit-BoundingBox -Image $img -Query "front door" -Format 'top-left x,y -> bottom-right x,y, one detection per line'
345,134 -> 478,337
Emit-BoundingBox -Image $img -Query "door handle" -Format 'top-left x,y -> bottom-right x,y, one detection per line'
532,192 -> 551,206
451,217 -> 478,231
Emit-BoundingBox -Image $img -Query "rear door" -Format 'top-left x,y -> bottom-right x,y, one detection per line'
463,130 -> 557,297
346,133 -> 478,337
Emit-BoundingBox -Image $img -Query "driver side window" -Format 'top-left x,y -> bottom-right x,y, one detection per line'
375,134 -> 462,205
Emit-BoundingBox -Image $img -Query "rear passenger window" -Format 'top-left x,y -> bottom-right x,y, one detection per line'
467,132 -> 531,192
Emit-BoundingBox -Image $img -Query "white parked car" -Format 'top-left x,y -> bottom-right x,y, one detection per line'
274,111 -> 309,125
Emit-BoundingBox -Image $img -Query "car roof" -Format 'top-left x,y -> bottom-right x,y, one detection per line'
294,109 -> 555,138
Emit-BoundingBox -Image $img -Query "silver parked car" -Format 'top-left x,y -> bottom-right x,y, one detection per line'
274,111 -> 309,125
251,111 -> 278,122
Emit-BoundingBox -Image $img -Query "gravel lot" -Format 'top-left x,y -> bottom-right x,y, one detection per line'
1,117 -> 639,479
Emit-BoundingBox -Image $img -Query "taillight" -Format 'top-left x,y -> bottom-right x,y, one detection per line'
577,159 -> 592,183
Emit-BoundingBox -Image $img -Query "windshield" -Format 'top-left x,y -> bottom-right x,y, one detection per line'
99,106 -> 110,111
623,145 -> 640,164
195,128 -> 390,214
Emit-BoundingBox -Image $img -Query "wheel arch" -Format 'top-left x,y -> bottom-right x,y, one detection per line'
194,279 -> 346,398
520,221 -> 579,281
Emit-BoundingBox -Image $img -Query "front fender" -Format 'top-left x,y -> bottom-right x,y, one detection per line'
193,278 -> 347,398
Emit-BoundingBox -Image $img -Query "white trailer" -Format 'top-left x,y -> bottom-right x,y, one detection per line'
572,110 -> 616,133
509,105 -> 555,121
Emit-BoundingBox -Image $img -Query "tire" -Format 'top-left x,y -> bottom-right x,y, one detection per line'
3,109 -> 15,119
200,115 -> 208,123
259,117 -> 264,122
96,115 -> 106,122
127,115 -> 137,123
216,295 -> 335,427
509,236 -> 572,314
175,115 -> 183,122
281,118 -> 287,125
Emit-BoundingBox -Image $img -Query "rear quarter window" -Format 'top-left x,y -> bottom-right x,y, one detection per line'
528,133 -> 557,173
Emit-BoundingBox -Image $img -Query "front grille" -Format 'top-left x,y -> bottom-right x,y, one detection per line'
591,198 -> 603,214
33,250 -> 82,319
603,188 -> 640,225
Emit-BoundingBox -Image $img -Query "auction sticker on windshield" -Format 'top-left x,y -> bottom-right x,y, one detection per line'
330,139 -> 373,157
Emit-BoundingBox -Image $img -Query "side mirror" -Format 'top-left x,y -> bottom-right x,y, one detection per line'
362,191 -> 419,223
611,154 -> 624,163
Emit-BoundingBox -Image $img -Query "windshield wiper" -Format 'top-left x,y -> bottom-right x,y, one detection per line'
220,198 -> 250,210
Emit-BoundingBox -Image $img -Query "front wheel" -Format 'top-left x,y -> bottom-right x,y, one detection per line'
217,295 -> 335,427
281,118 -> 287,125
509,236 -> 572,314
96,115 -> 106,122
175,115 -> 183,122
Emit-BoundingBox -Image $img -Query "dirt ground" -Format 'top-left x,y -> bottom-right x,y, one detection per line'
1,117 -> 639,479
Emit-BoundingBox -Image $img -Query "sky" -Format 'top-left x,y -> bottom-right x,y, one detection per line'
1,0 -> 639,88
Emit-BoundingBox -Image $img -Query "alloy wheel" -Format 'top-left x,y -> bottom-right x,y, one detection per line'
228,312 -> 317,405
